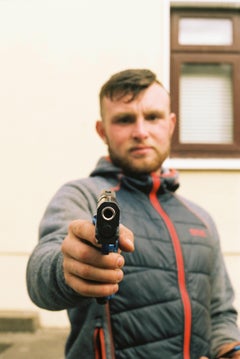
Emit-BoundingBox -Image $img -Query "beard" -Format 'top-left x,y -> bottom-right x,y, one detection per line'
108,145 -> 170,177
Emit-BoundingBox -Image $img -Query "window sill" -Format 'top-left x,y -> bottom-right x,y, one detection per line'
164,158 -> 240,170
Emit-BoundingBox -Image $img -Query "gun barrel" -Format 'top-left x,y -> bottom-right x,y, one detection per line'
101,206 -> 116,221
94,190 -> 120,304
95,190 -> 120,248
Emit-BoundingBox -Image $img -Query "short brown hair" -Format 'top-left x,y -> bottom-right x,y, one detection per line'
99,69 -> 164,115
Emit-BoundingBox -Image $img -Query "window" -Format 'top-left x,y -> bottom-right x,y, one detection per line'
170,8 -> 240,158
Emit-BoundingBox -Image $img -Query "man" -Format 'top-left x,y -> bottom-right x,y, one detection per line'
27,69 -> 240,358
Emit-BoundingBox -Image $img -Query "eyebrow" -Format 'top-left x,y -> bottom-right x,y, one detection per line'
111,112 -> 135,122
144,109 -> 166,116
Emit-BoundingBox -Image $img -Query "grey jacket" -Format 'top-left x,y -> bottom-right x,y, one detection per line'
26,157 -> 240,359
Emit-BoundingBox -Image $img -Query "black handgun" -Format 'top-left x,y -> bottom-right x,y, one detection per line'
95,190 -> 120,255
94,190 -> 120,304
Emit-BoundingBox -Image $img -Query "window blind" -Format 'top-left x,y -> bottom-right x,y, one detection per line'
179,64 -> 233,144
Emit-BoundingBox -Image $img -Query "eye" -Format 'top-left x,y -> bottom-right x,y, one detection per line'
145,111 -> 164,121
146,114 -> 158,121
113,115 -> 135,124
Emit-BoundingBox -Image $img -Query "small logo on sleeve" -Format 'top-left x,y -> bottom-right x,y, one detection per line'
189,228 -> 207,238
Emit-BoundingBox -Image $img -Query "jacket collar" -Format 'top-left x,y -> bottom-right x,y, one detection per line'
90,156 -> 179,194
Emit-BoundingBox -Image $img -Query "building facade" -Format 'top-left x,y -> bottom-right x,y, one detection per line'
0,0 -> 239,328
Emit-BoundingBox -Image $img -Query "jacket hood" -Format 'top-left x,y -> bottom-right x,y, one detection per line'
90,156 -> 179,193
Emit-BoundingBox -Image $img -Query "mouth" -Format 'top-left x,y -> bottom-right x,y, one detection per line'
129,146 -> 153,157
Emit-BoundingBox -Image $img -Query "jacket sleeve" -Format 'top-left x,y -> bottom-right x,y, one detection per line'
26,181 -> 97,310
208,218 -> 240,358
179,196 -> 240,357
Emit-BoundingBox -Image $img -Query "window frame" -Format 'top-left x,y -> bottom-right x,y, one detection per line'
170,8 -> 240,158
171,9 -> 240,53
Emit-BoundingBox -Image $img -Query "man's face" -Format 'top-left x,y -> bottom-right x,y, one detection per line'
96,83 -> 176,176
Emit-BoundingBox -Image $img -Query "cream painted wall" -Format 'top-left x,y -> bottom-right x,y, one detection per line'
0,0 -> 168,327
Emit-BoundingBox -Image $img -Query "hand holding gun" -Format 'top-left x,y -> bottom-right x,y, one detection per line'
62,191 -> 133,301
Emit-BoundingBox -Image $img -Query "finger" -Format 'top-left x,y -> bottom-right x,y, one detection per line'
62,230 -> 97,261
118,224 -> 134,252
63,257 -> 124,284
66,273 -> 119,298
62,232 -> 125,269
70,220 -> 134,253
69,220 -> 135,253
70,219 -> 99,247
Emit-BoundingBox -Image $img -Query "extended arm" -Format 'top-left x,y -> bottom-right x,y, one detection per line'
26,182 -> 133,310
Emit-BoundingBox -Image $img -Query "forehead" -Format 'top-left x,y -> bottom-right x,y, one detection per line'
101,83 -> 170,117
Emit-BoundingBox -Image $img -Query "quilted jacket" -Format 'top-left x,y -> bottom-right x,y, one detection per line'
26,157 -> 240,359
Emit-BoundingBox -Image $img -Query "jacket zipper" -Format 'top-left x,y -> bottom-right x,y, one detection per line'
149,173 -> 192,359
105,302 -> 116,359
93,303 -> 115,359
94,318 -> 107,359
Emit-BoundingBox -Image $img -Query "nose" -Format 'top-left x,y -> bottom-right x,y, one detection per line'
131,118 -> 148,140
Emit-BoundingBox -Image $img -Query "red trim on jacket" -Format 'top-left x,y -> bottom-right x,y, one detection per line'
93,303 -> 115,359
105,302 -> 116,359
94,326 -> 107,359
149,173 -> 192,359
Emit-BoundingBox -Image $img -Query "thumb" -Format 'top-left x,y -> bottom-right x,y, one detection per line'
119,224 -> 134,252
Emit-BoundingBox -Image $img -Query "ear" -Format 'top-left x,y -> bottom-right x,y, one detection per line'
96,120 -> 107,143
169,113 -> 176,136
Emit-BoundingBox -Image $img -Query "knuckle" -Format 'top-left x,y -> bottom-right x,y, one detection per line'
63,271 -> 72,286
76,282 -> 90,297
78,264 -> 91,279
78,245 -> 91,262
68,220 -> 77,233
116,269 -> 124,282
61,238 -> 68,254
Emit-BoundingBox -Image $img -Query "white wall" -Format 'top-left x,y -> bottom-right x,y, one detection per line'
0,0 -> 167,327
